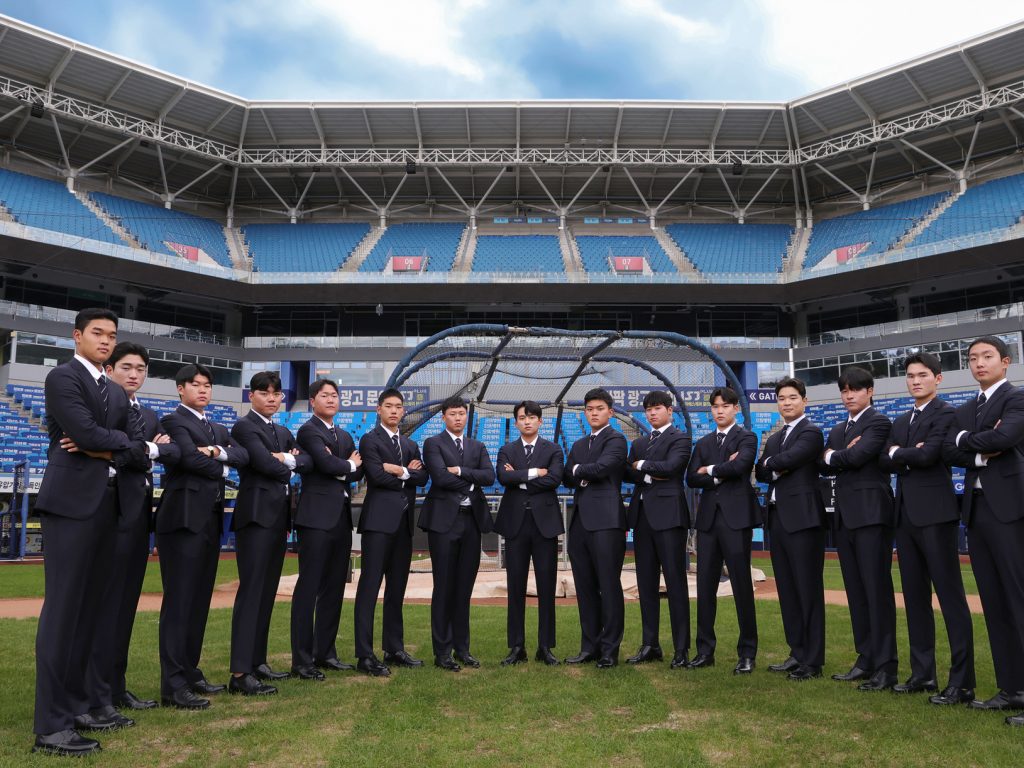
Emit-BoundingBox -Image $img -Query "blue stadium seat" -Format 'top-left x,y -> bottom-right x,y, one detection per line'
912,173 -> 1024,246
244,222 -> 371,272
665,223 -> 792,273
472,235 -> 564,272
575,235 -> 677,273
361,222 -> 466,272
0,168 -> 123,245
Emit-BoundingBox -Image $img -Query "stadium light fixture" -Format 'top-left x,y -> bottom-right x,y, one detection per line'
731,162 -> 743,176
405,160 -> 417,174
29,102 -> 44,119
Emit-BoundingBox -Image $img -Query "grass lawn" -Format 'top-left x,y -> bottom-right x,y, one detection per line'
0,598 -> 1020,766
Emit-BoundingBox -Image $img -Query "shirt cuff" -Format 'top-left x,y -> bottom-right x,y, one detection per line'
771,471 -> 780,481
644,474 -> 653,485
887,445 -> 898,459
824,449 -> 834,465
635,459 -> 645,470
222,466 -> 230,478
713,477 -> 721,486
975,453 -> 988,467
573,464 -> 580,475
347,459 -> 357,473
527,468 -> 539,479
706,464 -> 716,477
956,430 -> 969,447
454,466 -> 462,476
281,453 -> 297,470
214,446 -> 228,462
400,468 -> 411,481
146,442 -> 159,460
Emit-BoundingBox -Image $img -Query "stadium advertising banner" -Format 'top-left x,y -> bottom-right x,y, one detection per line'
605,387 -> 775,409
391,256 -> 424,272
321,385 -> 430,410
612,256 -> 645,272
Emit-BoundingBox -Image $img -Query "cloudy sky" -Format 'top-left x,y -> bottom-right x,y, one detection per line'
1,0 -> 1021,101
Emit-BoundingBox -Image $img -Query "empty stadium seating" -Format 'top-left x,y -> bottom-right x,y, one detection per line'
575,235 -> 677,273
912,173 -> 1024,246
665,223 -> 792,273
90,193 -> 233,268
244,222 -> 371,272
472,235 -> 564,272
360,222 -> 466,272
0,168 -> 123,245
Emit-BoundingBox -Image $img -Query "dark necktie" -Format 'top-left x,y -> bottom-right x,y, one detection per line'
716,431 -> 726,460
327,425 -> 337,441
127,401 -> 143,440
779,423 -> 790,443
524,443 -> 534,462
909,408 -> 922,428
588,434 -> 596,453
455,436 -> 463,458
844,420 -> 855,438
200,416 -> 216,442
97,375 -> 108,416
391,434 -> 402,463
649,429 -> 660,446
268,421 -> 282,451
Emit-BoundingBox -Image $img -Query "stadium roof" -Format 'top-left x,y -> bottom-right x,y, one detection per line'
1,14 -> 1024,221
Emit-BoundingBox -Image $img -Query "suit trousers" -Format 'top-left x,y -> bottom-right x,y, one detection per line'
567,514 -> 626,659
967,492 -> 1024,692
428,508 -> 482,658
895,509 -> 975,687
767,513 -> 825,669
834,517 -> 898,675
33,487 -> 117,734
503,509 -> 558,649
157,510 -> 222,695
291,516 -> 352,667
695,508 -> 757,659
353,513 -> 414,659
231,514 -> 288,672
633,507 -> 690,653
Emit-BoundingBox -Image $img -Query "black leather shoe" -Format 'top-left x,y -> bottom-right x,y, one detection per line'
455,652 -> 481,668
117,690 -> 157,710
290,665 -> 326,681
565,652 -> 596,665
229,673 -> 277,696
189,678 -> 226,695
536,648 -> 560,666
969,690 -> 1018,710
929,686 -> 975,706
626,645 -> 664,664
502,647 -> 528,666
858,671 -> 897,691
357,656 -> 391,677
32,730 -> 101,756
254,663 -> 290,681
596,656 -> 618,669
435,656 -> 461,672
734,657 -> 755,675
832,665 -> 872,682
687,654 -> 715,669
670,650 -> 689,669
161,688 -> 210,710
383,650 -> 424,668
768,656 -> 800,673
73,711 -> 121,732
316,657 -> 356,672
893,677 -> 938,694
1006,712 -> 1024,726
92,705 -> 135,729
788,665 -> 822,681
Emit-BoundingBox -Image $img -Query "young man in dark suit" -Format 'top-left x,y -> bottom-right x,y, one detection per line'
229,371 -> 313,694
420,396 -> 495,671
157,364 -> 249,710
686,386 -> 760,675
755,377 -> 826,681
563,388 -> 628,669
494,400 -> 565,666
623,390 -> 692,669
353,388 -> 428,677
290,379 -> 363,680
820,366 -> 898,692
943,336 -> 1024,725
880,352 -> 974,704
32,309 -> 136,756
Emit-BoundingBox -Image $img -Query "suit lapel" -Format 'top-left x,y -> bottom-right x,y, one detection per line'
977,382 -> 1009,429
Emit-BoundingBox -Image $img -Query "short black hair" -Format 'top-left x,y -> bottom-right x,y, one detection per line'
903,352 -> 941,376
107,341 -> 149,368
309,378 -> 338,398
513,400 -> 543,419
709,386 -> 739,406
837,366 -> 873,391
967,335 -> 1010,360
377,387 -> 404,405
74,307 -> 118,332
175,363 -> 213,388
583,388 -> 614,408
642,390 -> 673,409
441,395 -> 468,414
774,377 -> 806,398
250,370 -> 282,392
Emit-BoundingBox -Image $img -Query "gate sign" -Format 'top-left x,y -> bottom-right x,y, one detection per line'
391,256 -> 424,272
613,256 -> 645,272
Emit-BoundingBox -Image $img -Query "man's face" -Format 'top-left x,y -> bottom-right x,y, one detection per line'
250,386 -> 284,419
515,409 -> 541,439
377,396 -> 404,429
73,319 -> 117,367
710,396 -> 739,428
105,353 -> 147,395
968,342 -> 1010,389
840,386 -> 872,415
644,403 -> 672,430
585,399 -> 612,430
443,406 -> 467,436
905,363 -> 941,402
178,374 -> 212,411
310,384 -> 339,420
776,386 -> 806,422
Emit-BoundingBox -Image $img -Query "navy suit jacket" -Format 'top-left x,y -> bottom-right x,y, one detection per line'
755,418 -> 826,532
819,406 -> 894,529
114,404 -> 181,531
419,432 -> 495,534
686,424 -> 760,531
494,437 -> 565,539
879,398 -> 959,527
293,417 -> 362,531
563,427 -> 628,532
358,425 -> 428,535
37,358 -> 134,519
623,425 -> 691,531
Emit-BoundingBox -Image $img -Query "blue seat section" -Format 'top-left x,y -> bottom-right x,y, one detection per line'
90,192 -> 232,267
360,222 -> 466,272
0,168 -> 122,245
273,410 -> 376,443
664,223 -> 792,273
575,235 -> 677,273
803,193 -> 947,269
243,222 -> 371,272
472,416 -> 509,492
472,235 -> 564,272
913,174 -> 1024,247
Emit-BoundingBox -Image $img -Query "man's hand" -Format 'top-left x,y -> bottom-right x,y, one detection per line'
349,451 -> 362,468
729,452 -> 738,461
59,437 -> 111,460
915,442 -> 924,449
273,452 -> 289,463
632,460 -> 642,469
408,459 -> 423,471
536,467 -> 548,477
154,434 -> 171,445
503,462 -> 515,471
446,466 -> 460,475
697,466 -> 710,475
382,462 -> 404,477
982,451 -> 1002,460
846,435 -> 861,448
198,445 -> 221,458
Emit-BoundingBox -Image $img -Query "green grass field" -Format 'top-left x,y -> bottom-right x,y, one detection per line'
0,571 -> 1019,766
